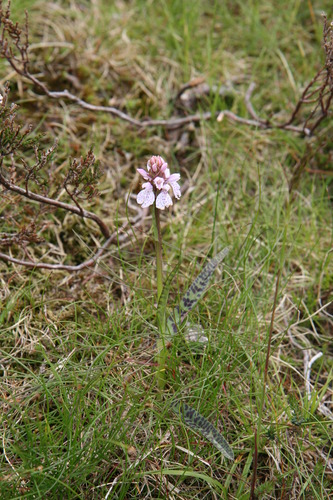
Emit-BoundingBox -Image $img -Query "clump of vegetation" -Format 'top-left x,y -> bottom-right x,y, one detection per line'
0,1 -> 332,498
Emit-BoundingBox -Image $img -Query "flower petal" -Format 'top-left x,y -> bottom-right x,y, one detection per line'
167,173 -> 180,183
137,183 -> 155,208
169,181 -> 181,199
153,176 -> 165,190
137,168 -> 151,180
156,191 -> 173,210
142,182 -> 153,189
161,163 -> 168,173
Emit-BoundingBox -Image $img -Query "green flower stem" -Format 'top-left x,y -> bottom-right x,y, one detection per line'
152,203 -> 166,390
152,203 -> 163,302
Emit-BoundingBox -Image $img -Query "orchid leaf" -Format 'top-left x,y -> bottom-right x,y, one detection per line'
166,247 -> 229,337
171,401 -> 234,460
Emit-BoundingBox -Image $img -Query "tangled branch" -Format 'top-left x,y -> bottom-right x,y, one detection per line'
0,83 -> 116,270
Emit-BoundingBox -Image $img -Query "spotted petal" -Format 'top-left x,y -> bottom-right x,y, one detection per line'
169,180 -> 181,199
137,183 -> 155,208
167,173 -> 180,183
154,176 -> 165,190
156,191 -> 173,210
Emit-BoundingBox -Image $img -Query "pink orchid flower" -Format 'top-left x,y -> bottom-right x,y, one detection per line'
137,155 -> 181,210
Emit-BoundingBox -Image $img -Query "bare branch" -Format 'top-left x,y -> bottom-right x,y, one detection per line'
2,74 -> 313,134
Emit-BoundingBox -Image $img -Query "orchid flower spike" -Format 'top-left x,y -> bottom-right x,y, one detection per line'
137,155 -> 181,210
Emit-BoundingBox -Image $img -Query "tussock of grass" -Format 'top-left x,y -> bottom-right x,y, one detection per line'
1,0 -> 333,498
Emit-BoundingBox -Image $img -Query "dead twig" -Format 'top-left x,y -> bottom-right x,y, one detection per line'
303,349 -> 333,421
304,350 -> 323,399
5,73 -> 314,135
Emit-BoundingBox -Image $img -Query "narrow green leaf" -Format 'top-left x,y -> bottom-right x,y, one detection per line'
167,247 -> 229,336
171,401 -> 234,460
134,468 -> 224,491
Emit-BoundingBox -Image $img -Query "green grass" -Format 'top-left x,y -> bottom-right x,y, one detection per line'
1,0 -> 333,498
